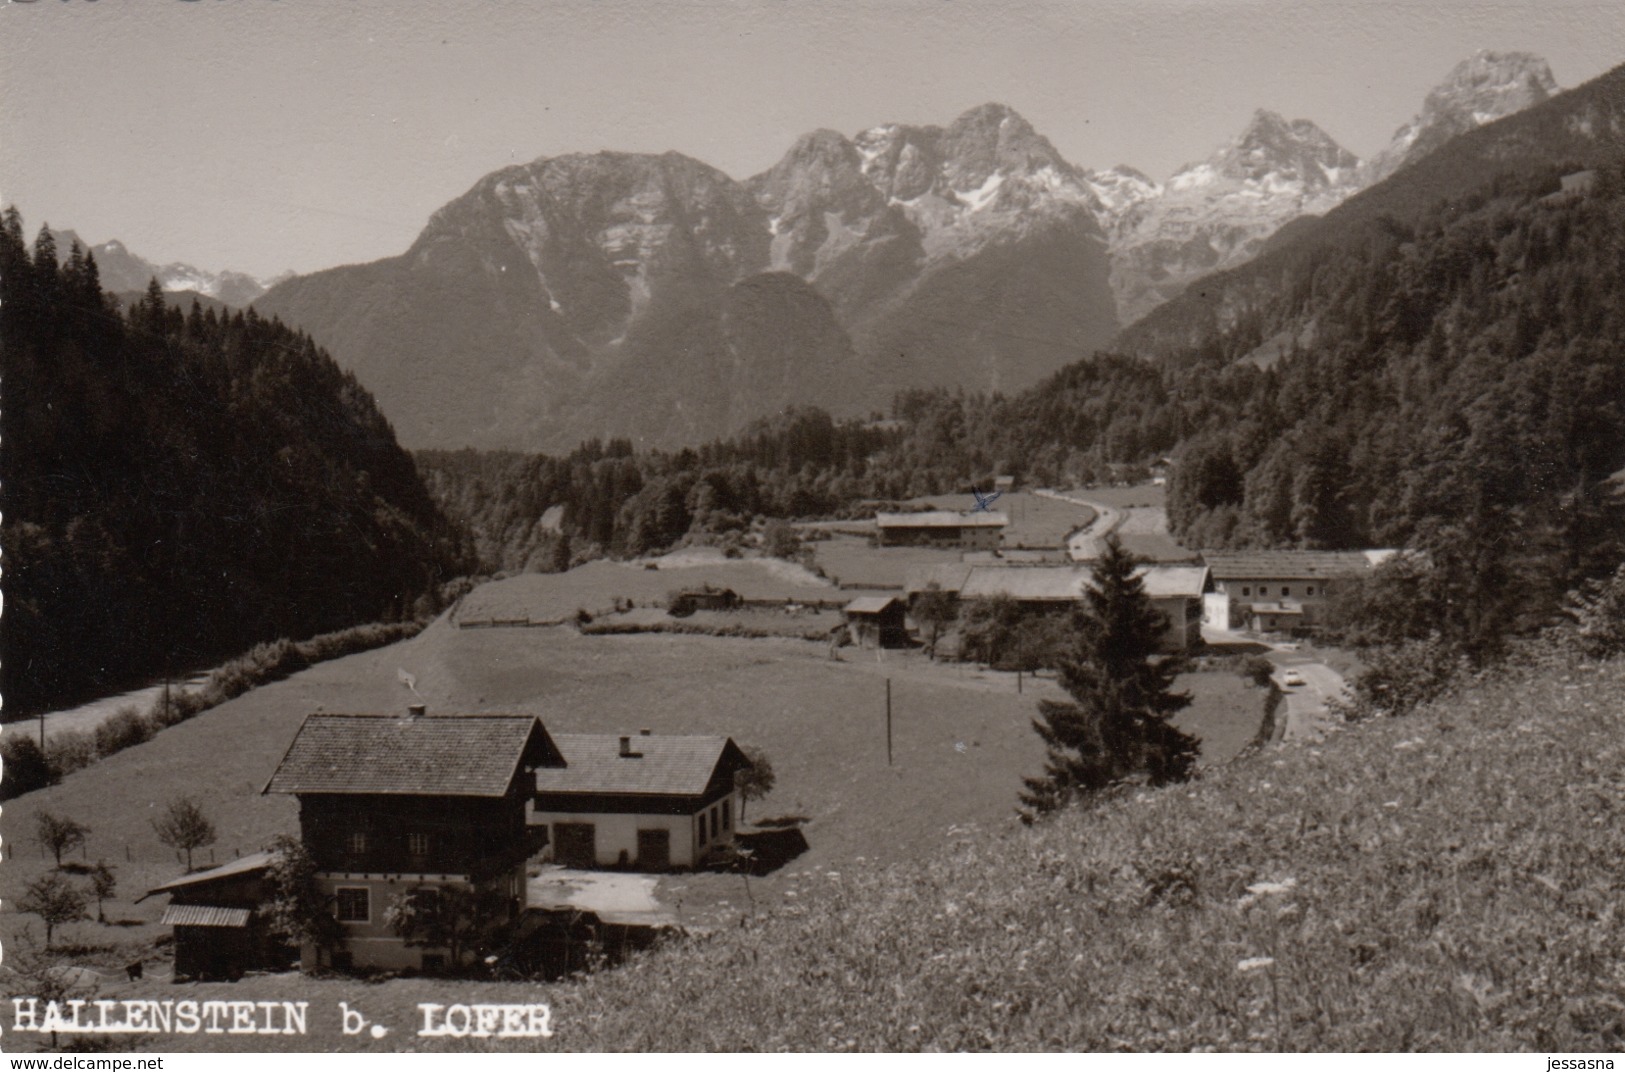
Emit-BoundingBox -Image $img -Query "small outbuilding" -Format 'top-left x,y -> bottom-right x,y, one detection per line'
843,595 -> 909,648
668,586 -> 741,616
139,851 -> 290,981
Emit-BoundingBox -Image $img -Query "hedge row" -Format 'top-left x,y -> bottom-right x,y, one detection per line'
1,619 -> 426,800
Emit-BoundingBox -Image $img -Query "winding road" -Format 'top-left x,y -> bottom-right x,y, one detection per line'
1033,488 -> 1122,560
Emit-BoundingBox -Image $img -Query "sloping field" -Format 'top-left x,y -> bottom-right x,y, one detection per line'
1,581 -> 1263,1032
811,536 -> 966,589
457,553 -> 854,623
1069,484 -> 1167,510
538,654 -> 1625,1050
15,632 -> 1615,1051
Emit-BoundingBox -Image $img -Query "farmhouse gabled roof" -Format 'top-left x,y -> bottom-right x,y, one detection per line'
1203,551 -> 1375,580
533,734 -> 750,799
1136,565 -> 1211,599
263,713 -> 565,797
876,510 -> 1008,529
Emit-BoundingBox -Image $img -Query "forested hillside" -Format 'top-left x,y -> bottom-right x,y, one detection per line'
422,160 -> 1625,664
416,409 -> 907,572
1160,165 -> 1625,651
1,210 -> 470,716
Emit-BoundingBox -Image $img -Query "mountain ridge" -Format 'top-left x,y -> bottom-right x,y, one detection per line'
250,52 -> 1564,452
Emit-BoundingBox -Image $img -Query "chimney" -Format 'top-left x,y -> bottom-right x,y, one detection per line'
619,735 -> 632,756
408,703 -> 426,719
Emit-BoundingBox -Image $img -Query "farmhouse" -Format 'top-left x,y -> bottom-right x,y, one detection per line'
876,510 -> 1007,550
138,851 -> 289,981
263,709 -> 566,973
532,732 -> 753,871
843,595 -> 908,648
1202,551 -> 1381,632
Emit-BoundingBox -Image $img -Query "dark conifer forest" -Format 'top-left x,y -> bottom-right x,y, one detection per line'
1,209 -> 470,717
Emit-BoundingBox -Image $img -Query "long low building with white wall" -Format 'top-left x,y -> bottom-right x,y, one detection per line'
532,733 -> 753,871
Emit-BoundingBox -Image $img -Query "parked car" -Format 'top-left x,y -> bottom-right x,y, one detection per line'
1282,670 -> 1305,687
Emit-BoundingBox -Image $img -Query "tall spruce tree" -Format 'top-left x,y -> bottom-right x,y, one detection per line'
1019,534 -> 1199,818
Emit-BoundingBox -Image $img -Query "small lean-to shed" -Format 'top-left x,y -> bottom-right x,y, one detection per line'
139,851 -> 290,980
843,595 -> 908,648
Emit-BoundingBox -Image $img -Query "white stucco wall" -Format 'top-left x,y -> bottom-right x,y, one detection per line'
535,790 -> 739,869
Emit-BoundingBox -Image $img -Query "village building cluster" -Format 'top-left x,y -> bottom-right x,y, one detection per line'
137,493 -> 1393,982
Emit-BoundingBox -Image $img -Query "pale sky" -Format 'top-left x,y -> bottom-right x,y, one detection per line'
2,0 -> 1621,279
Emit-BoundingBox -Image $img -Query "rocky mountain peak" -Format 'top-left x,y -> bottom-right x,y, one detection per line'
43,227 -> 274,306
941,102 -> 1072,187
1175,109 -> 1359,191
1428,50 -> 1556,114
1366,50 -> 1557,183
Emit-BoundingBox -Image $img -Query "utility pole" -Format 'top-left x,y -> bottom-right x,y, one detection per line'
885,678 -> 893,767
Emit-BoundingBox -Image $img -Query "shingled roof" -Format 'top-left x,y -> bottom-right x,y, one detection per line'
1203,551 -> 1375,580
534,734 -> 750,798
263,714 -> 564,797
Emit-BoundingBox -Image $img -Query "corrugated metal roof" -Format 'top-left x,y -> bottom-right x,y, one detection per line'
534,734 -> 745,798
264,714 -> 564,797
844,596 -> 901,615
161,904 -> 251,928
876,511 -> 1008,529
1204,552 -> 1374,580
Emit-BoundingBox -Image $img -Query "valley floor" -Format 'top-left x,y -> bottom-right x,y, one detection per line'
0,561 -> 1270,1052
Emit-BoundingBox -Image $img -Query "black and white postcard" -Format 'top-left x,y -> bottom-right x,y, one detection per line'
3,0 -> 1624,1057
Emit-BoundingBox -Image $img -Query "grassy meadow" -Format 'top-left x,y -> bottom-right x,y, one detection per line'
534,652 -> 1625,1051
10,628 -> 1616,1051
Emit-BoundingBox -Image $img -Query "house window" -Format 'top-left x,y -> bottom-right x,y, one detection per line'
1281,586 -> 1290,597
697,815 -> 707,846
407,832 -> 430,857
710,808 -> 719,840
1241,586 -> 1251,597
335,887 -> 370,923
346,831 -> 367,854
722,799 -> 731,831
1306,586 -> 1316,596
